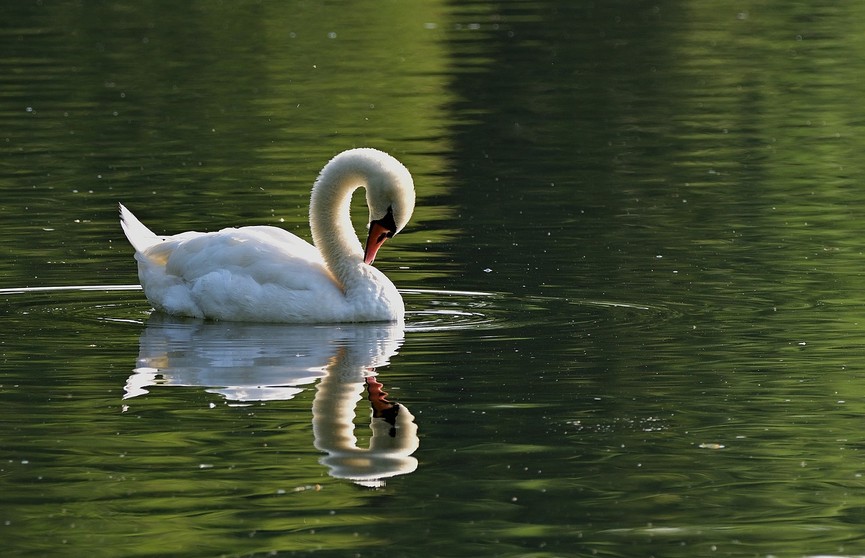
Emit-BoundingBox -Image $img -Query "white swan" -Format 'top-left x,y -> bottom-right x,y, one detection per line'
119,148 -> 415,323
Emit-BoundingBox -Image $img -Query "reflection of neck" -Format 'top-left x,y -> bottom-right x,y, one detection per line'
312,358 -> 419,487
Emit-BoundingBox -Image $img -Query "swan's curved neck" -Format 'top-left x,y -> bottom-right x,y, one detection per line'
309,168 -> 367,286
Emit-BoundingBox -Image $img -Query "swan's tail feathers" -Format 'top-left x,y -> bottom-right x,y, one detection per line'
119,203 -> 161,252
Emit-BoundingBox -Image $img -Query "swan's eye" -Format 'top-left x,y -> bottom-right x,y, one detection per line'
372,205 -> 398,237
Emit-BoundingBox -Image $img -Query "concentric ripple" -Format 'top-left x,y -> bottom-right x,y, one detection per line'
403,288 -> 501,332
0,284 -> 148,326
0,284 -> 681,333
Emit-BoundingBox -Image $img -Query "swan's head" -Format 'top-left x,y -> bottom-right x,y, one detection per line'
361,150 -> 416,265
311,148 -> 416,266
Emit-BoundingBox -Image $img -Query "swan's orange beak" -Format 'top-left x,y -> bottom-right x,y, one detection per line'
364,221 -> 391,265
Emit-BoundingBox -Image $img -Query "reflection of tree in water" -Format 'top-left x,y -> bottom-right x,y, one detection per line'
125,316 -> 419,486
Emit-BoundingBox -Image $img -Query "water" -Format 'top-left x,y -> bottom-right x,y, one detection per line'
4,1 -> 865,556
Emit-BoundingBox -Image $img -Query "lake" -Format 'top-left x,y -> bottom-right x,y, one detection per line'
3,1 -> 865,556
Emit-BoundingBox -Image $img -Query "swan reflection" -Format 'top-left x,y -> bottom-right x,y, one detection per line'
124,315 -> 419,486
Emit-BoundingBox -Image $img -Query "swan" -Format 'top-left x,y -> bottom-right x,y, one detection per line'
119,148 -> 415,323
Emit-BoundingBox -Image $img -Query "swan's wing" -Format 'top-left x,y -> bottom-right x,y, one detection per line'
141,226 -> 335,291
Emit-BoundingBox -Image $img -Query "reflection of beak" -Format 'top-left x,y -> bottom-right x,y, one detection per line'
366,376 -> 402,437
366,376 -> 397,417
364,221 -> 392,265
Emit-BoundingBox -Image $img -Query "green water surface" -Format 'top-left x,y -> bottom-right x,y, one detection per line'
4,1 -> 865,557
